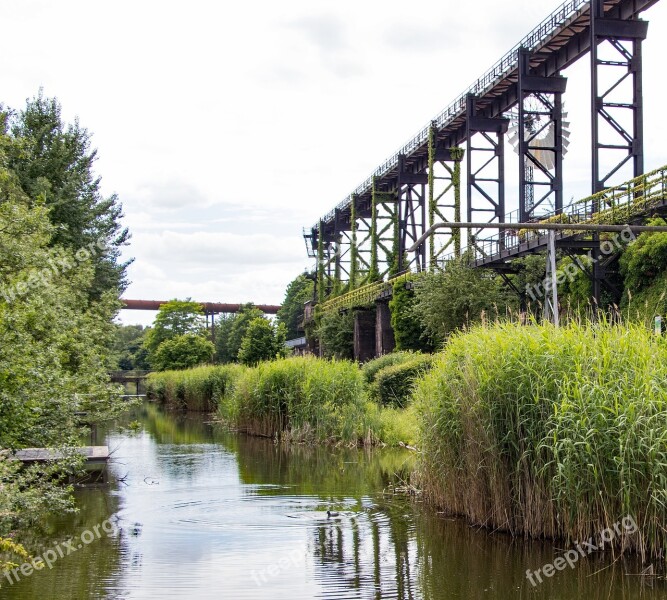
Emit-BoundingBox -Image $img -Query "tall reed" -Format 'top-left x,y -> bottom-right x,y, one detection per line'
146,364 -> 246,411
228,356 -> 372,444
414,320 -> 667,559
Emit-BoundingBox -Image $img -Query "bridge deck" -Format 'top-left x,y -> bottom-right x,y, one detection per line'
473,167 -> 667,267
312,0 -> 661,239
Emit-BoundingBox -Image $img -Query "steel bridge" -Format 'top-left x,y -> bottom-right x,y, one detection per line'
121,299 -> 281,314
304,0 -> 663,313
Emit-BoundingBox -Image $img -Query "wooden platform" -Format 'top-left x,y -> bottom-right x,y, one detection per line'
14,446 -> 110,465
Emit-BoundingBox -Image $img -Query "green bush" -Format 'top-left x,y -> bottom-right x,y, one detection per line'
317,310 -> 354,359
151,333 -> 214,371
415,320 -> 667,557
372,355 -> 433,407
620,220 -> 667,292
621,269 -> 667,325
389,281 -> 431,351
361,351 -> 418,386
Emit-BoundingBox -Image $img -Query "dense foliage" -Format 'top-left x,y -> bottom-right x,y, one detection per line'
109,324 -> 150,370
620,220 -> 667,293
412,255 -> 515,346
0,95 -> 131,561
151,333 -> 215,371
215,304 -> 264,363
371,354 -> 433,408
316,309 -> 354,360
389,281 -> 431,351
238,318 -> 287,366
277,274 -> 313,339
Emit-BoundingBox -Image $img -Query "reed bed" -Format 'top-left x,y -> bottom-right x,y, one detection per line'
146,364 -> 246,411
227,356 -> 373,444
415,320 -> 667,559
145,356 -> 421,446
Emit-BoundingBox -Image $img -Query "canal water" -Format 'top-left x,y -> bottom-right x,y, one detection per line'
1,403 -> 665,599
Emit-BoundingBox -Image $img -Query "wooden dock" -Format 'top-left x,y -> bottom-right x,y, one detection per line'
14,446 -> 110,466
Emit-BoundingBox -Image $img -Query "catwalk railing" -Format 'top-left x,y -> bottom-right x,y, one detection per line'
472,165 -> 667,262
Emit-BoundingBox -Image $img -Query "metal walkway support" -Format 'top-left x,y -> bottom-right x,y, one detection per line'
369,177 -> 398,281
517,48 -> 568,222
396,154 -> 428,272
591,0 -> 648,194
317,219 -> 335,303
590,1 -> 648,302
466,94 -> 509,246
428,125 -> 463,265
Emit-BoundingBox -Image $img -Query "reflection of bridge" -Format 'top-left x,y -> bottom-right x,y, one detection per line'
303,0 -> 666,360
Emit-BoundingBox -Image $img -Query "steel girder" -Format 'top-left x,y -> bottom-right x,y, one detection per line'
590,1 -> 648,304
396,155 -> 428,273
466,94 -> 509,249
428,125 -> 464,266
517,48 -> 568,222
370,178 -> 398,281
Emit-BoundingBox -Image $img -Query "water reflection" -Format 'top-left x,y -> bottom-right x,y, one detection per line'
2,403 -> 666,600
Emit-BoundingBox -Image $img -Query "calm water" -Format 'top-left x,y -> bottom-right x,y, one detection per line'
2,403 -> 665,599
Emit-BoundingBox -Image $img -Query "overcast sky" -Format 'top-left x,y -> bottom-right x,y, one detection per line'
3,0 -> 667,326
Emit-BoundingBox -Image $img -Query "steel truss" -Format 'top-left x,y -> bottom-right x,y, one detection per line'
466,94 -> 509,248
428,125 -> 463,265
591,0 -> 647,194
370,178 -> 398,281
517,48 -> 567,222
396,155 -> 427,272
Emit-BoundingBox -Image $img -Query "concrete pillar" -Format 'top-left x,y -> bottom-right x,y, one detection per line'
354,309 -> 376,363
375,301 -> 395,357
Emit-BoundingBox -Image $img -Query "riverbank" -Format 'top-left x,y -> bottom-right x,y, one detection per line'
147,320 -> 667,559
146,356 -> 418,446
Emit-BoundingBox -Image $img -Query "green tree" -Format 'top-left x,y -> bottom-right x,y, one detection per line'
238,318 -> 280,365
144,299 -> 206,365
215,304 -> 264,363
317,310 -> 354,360
151,333 -> 214,371
277,274 -> 314,339
389,281 -> 432,352
412,255 -> 515,346
6,91 -> 131,298
0,127 -> 129,546
109,324 -> 150,370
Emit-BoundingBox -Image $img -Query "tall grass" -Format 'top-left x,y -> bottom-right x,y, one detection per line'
146,364 -> 246,411
227,356 -> 373,444
145,356 -> 420,447
415,320 -> 667,559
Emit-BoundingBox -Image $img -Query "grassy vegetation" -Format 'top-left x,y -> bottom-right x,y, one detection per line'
414,320 -> 667,559
146,356 -> 419,446
146,364 -> 246,411
221,356 -> 372,444
372,354 -> 433,407
621,269 -> 667,327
